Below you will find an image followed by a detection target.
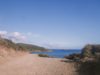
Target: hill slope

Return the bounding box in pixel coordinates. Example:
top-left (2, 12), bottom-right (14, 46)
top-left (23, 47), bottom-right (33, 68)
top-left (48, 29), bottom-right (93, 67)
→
top-left (0, 38), bottom-right (25, 51)
top-left (17, 43), bottom-right (48, 52)
top-left (0, 37), bottom-right (49, 52)
top-left (0, 37), bottom-right (49, 63)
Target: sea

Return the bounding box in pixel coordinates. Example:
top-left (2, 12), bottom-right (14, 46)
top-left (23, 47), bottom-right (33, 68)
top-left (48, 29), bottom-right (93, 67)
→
top-left (32, 49), bottom-right (82, 58)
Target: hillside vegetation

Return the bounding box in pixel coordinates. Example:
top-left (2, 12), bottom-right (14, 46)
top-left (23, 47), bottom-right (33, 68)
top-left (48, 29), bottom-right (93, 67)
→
top-left (17, 43), bottom-right (48, 52)
top-left (0, 37), bottom-right (48, 52)
top-left (0, 37), bottom-right (48, 63)
top-left (0, 38), bottom-right (25, 51)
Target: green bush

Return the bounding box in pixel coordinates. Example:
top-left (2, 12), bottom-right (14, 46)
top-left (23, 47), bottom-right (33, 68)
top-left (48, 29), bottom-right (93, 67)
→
top-left (38, 54), bottom-right (49, 57)
top-left (64, 53), bottom-right (81, 61)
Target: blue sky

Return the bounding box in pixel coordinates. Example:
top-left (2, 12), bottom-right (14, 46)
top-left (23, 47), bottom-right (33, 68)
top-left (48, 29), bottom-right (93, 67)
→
top-left (0, 0), bottom-right (100, 49)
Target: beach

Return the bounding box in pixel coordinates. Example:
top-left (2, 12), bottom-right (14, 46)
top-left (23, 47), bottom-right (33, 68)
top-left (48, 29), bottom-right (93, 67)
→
top-left (0, 54), bottom-right (77, 75)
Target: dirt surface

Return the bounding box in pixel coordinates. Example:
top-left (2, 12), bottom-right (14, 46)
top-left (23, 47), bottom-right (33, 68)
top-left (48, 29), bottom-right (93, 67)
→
top-left (0, 54), bottom-right (77, 75)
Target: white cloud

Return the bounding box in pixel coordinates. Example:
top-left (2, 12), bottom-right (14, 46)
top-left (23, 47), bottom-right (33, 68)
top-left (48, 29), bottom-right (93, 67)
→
top-left (0, 31), bottom-right (41, 43)
top-left (10, 32), bottom-right (27, 42)
top-left (0, 31), bottom-right (7, 36)
top-left (12, 32), bottom-right (20, 37)
top-left (0, 30), bottom-right (27, 43)
top-left (0, 30), bottom-right (80, 49)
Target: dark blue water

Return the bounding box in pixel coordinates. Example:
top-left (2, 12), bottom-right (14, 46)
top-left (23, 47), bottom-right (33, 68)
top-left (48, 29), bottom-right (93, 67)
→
top-left (32, 49), bottom-right (81, 58)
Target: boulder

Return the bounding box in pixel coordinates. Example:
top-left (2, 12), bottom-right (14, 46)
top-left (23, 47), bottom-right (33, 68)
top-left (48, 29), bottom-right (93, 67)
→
top-left (81, 44), bottom-right (100, 58)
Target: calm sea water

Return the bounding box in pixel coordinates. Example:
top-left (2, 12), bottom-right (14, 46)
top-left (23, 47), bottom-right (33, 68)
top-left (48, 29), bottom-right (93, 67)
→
top-left (32, 49), bottom-right (81, 58)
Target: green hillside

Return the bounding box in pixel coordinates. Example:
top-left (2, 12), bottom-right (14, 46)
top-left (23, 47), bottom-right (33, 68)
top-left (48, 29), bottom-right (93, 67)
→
top-left (17, 43), bottom-right (48, 52)
top-left (0, 38), bottom-right (48, 52)
top-left (0, 38), bottom-right (21, 50)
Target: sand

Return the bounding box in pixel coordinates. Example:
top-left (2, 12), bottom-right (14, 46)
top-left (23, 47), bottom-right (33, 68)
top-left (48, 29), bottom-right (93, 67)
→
top-left (0, 54), bottom-right (77, 75)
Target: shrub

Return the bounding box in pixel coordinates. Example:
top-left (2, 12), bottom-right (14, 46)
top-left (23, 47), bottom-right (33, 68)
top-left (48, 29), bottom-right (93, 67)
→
top-left (38, 54), bottom-right (49, 57)
top-left (64, 53), bottom-right (81, 61)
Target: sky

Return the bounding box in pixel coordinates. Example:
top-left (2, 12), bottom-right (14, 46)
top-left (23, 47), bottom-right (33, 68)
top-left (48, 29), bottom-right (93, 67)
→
top-left (0, 0), bottom-right (100, 49)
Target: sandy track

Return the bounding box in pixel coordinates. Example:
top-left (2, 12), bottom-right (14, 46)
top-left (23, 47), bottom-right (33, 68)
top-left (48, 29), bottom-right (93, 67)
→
top-left (0, 54), bottom-right (76, 75)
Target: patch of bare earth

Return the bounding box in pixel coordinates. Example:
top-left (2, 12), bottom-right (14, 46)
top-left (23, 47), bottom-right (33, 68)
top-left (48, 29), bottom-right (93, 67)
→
top-left (0, 54), bottom-right (77, 75)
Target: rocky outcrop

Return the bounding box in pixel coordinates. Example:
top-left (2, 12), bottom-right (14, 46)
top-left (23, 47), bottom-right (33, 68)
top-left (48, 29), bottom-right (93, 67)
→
top-left (78, 45), bottom-right (100, 75)
top-left (81, 44), bottom-right (100, 58)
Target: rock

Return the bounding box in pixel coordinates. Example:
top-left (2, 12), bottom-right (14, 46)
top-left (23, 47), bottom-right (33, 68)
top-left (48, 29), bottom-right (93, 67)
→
top-left (81, 44), bottom-right (100, 58)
